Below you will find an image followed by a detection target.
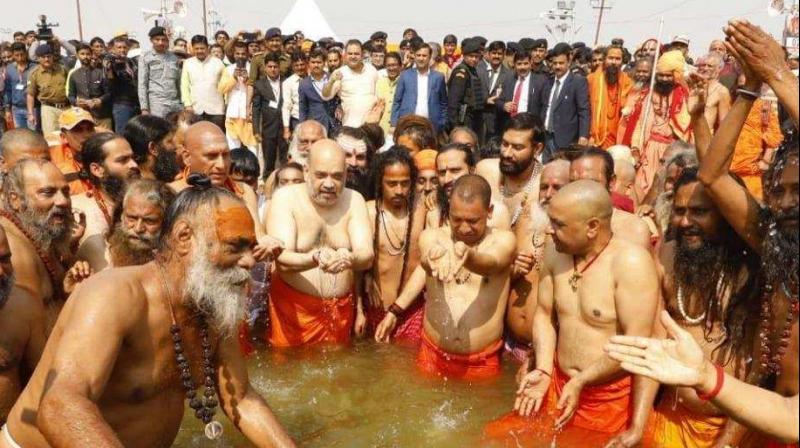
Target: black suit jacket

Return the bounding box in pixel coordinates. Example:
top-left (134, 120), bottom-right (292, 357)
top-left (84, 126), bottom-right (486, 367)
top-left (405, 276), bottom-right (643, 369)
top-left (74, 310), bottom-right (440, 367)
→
top-left (252, 77), bottom-right (284, 137)
top-left (540, 73), bottom-right (590, 149)
top-left (496, 72), bottom-right (548, 129)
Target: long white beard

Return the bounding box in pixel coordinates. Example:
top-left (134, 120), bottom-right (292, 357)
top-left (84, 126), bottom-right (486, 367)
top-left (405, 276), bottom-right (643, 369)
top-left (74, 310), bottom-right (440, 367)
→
top-left (184, 243), bottom-right (250, 336)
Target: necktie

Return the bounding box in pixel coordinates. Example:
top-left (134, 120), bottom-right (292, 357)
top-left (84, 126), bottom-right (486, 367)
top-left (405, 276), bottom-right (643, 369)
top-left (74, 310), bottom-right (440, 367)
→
top-left (547, 79), bottom-right (561, 131)
top-left (512, 76), bottom-right (525, 116)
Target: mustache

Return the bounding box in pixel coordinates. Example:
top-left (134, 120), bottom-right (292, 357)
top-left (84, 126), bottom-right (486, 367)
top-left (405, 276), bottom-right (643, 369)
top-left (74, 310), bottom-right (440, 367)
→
top-left (774, 209), bottom-right (800, 222)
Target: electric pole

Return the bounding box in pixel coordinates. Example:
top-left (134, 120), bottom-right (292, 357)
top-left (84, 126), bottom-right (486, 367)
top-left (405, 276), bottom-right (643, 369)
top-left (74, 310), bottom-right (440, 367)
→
top-left (592, 0), bottom-right (613, 46)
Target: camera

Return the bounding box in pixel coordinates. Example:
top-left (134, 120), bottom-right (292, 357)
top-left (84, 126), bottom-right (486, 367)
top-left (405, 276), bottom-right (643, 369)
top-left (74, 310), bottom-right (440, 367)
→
top-left (36, 15), bottom-right (59, 41)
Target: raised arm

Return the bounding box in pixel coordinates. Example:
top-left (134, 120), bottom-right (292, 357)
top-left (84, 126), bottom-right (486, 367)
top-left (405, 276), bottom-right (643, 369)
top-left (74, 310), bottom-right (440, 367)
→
top-left (216, 329), bottom-right (296, 447)
top-left (37, 279), bottom-right (141, 447)
top-left (321, 70), bottom-right (341, 100)
top-left (697, 43), bottom-right (764, 252)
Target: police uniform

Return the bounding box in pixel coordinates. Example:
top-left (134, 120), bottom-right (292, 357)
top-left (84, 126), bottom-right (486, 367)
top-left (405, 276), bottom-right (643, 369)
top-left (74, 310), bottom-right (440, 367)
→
top-left (28, 44), bottom-right (70, 135)
top-left (447, 38), bottom-right (486, 134)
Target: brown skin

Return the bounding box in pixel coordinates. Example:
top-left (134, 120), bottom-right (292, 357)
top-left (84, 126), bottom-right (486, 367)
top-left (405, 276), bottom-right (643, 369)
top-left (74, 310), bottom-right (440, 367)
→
top-left (3, 199), bottom-right (296, 448)
top-left (634, 60), bottom-right (653, 85)
top-left (0, 162), bottom-right (70, 332)
top-left (0, 228), bottom-right (46, 424)
top-left (61, 121), bottom-right (97, 156)
top-left (0, 138), bottom-right (50, 172)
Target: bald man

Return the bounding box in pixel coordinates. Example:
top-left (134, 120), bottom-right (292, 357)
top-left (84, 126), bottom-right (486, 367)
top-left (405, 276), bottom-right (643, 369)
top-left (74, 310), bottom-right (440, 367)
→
top-left (0, 226), bottom-right (46, 424)
top-left (0, 130), bottom-right (51, 174)
top-left (486, 180), bottom-right (659, 446)
top-left (696, 52), bottom-right (731, 132)
top-left (377, 175), bottom-right (516, 380)
top-left (570, 147), bottom-right (653, 248)
top-left (612, 159), bottom-right (637, 208)
top-left (505, 159), bottom-right (570, 363)
top-left (169, 122), bottom-right (264, 235)
top-left (266, 140), bottom-right (373, 347)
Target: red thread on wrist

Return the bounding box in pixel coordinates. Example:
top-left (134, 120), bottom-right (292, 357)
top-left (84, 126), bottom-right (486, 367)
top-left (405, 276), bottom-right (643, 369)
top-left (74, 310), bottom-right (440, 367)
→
top-left (697, 363), bottom-right (725, 401)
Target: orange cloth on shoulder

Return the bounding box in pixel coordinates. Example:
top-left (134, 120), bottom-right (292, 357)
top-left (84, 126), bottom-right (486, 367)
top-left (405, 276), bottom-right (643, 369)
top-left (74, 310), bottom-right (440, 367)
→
top-left (416, 330), bottom-right (503, 380)
top-left (267, 273), bottom-right (354, 347)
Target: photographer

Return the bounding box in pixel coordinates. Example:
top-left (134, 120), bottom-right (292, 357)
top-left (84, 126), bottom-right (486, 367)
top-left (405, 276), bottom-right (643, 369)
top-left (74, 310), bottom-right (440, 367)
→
top-left (68, 43), bottom-right (111, 129)
top-left (105, 36), bottom-right (139, 133)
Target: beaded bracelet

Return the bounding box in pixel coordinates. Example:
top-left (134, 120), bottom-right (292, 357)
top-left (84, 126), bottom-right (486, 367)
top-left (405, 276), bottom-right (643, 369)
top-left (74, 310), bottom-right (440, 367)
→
top-left (697, 363), bottom-right (725, 401)
top-left (388, 303), bottom-right (405, 317)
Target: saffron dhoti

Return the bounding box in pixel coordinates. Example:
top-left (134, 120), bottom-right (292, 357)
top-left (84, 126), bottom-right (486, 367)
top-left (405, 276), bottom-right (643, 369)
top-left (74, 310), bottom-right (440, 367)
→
top-left (484, 359), bottom-right (632, 447)
top-left (267, 273), bottom-right (354, 347)
top-left (416, 330), bottom-right (503, 380)
top-left (643, 398), bottom-right (727, 447)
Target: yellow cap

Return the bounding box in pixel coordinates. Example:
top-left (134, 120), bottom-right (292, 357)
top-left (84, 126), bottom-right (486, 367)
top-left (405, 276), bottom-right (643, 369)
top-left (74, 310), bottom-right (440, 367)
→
top-left (113, 29), bottom-right (129, 39)
top-left (58, 107), bottom-right (96, 131)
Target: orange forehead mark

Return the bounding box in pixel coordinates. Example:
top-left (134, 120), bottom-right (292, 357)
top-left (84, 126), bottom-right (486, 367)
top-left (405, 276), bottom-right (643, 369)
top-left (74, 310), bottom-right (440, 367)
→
top-left (215, 206), bottom-right (255, 242)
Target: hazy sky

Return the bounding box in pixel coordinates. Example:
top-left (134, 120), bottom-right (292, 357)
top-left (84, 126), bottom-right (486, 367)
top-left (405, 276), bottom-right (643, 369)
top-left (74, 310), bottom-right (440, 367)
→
top-left (1, 0), bottom-right (794, 56)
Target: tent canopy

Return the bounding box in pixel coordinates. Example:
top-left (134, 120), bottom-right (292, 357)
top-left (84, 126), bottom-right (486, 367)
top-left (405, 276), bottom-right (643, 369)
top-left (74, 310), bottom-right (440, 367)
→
top-left (280, 0), bottom-right (338, 41)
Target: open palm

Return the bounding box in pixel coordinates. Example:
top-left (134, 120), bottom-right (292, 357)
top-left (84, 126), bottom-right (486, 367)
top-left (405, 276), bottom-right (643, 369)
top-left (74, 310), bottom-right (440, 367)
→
top-left (605, 311), bottom-right (706, 388)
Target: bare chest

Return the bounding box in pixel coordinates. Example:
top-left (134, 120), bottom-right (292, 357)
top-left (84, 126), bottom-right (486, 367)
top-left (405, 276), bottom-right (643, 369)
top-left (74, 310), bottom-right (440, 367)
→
top-left (552, 258), bottom-right (617, 325)
top-left (294, 213), bottom-right (353, 252)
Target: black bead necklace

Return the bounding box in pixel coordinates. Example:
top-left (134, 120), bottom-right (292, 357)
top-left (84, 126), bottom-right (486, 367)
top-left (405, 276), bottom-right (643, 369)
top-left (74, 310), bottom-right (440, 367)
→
top-left (158, 263), bottom-right (224, 440)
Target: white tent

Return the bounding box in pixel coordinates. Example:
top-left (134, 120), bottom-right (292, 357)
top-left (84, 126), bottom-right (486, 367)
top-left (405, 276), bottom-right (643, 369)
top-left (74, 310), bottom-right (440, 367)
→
top-left (280, 0), bottom-right (338, 41)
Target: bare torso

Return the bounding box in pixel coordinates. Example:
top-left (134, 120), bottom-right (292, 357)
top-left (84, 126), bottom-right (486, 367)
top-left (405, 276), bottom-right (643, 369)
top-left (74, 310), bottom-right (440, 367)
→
top-left (421, 227), bottom-right (511, 355)
top-left (0, 217), bottom-right (66, 333)
top-left (71, 193), bottom-right (112, 272)
top-left (506, 232), bottom-right (547, 344)
top-left (703, 80), bottom-right (730, 132)
top-left (366, 202), bottom-right (417, 309)
top-left (476, 158), bottom-right (541, 232)
top-left (4, 265), bottom-right (211, 448)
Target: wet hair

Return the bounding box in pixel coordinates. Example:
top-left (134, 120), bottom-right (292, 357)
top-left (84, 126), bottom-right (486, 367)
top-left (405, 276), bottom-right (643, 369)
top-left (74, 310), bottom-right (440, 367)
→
top-left (370, 147), bottom-right (418, 299)
top-left (762, 141), bottom-right (799, 199)
top-left (451, 174), bottom-right (491, 209)
top-left (671, 168), bottom-right (762, 370)
top-left (123, 114), bottom-right (172, 165)
top-left (230, 148), bottom-right (259, 180)
top-left (158, 174), bottom-right (240, 252)
top-left (504, 112), bottom-right (545, 146)
top-left (394, 115), bottom-right (438, 150)
top-left (574, 146), bottom-right (615, 187)
top-left (79, 133), bottom-right (123, 186)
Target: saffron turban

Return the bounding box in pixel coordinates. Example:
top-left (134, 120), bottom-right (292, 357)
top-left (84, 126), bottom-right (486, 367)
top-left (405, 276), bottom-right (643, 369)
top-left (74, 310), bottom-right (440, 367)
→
top-left (414, 149), bottom-right (438, 171)
top-left (656, 50), bottom-right (685, 74)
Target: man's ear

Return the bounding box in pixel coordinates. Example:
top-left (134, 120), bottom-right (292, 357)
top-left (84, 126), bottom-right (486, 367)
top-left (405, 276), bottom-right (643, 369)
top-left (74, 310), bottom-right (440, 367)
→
top-left (89, 162), bottom-right (106, 181)
top-left (609, 174), bottom-right (618, 193)
top-left (7, 190), bottom-right (22, 212)
top-left (586, 217), bottom-right (600, 239)
top-left (171, 220), bottom-right (194, 257)
top-left (487, 203), bottom-right (494, 220)
top-left (147, 141), bottom-right (159, 158)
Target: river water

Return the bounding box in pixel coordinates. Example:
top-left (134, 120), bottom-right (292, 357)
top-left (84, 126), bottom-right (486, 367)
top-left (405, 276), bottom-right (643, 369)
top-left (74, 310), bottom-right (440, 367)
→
top-left (173, 341), bottom-right (520, 447)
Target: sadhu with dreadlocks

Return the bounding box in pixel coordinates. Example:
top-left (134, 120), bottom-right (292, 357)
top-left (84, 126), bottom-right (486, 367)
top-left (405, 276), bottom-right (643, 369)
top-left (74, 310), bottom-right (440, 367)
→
top-left (633, 168), bottom-right (763, 448)
top-left (695, 19), bottom-right (798, 448)
top-left (364, 147), bottom-right (427, 343)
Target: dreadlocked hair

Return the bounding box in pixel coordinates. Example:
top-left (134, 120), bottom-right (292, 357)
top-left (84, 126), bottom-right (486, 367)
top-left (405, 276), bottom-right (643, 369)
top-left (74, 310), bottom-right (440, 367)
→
top-left (672, 169), bottom-right (763, 374)
top-left (369, 146), bottom-right (418, 302)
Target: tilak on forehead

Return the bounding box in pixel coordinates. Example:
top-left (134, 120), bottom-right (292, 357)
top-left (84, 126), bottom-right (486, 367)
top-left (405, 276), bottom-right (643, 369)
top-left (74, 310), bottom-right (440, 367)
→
top-left (214, 206), bottom-right (255, 242)
top-left (337, 135), bottom-right (368, 154)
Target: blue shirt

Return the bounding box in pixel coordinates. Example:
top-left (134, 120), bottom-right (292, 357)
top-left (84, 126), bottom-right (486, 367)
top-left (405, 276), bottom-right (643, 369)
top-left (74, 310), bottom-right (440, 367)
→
top-left (3, 62), bottom-right (37, 109)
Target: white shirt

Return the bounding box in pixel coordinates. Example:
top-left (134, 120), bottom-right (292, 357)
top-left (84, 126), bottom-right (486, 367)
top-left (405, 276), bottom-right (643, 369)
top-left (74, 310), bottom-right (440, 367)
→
top-left (514, 73), bottom-right (531, 113)
top-left (545, 72), bottom-right (569, 130)
top-left (486, 62), bottom-right (501, 93)
top-left (282, 74), bottom-right (303, 127)
top-left (414, 69), bottom-right (430, 118)
top-left (268, 78), bottom-right (281, 102)
top-left (322, 63), bottom-right (379, 127)
top-left (181, 56), bottom-right (225, 115)
top-left (224, 63), bottom-right (250, 119)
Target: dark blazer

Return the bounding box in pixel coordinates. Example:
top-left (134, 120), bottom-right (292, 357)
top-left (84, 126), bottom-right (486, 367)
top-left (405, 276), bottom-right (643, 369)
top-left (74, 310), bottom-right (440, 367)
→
top-left (496, 72), bottom-right (548, 128)
top-left (298, 76), bottom-right (338, 134)
top-left (252, 77), bottom-right (284, 137)
top-left (540, 73), bottom-right (590, 149)
top-left (390, 68), bottom-right (448, 131)
top-left (476, 61), bottom-right (512, 98)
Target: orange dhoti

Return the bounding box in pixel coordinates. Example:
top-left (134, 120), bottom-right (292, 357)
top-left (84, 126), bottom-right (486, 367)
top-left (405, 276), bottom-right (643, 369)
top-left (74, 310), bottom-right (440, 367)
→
top-left (642, 398), bottom-right (727, 448)
top-left (484, 360), bottom-right (632, 447)
top-left (416, 330), bottom-right (503, 380)
top-left (267, 273), bottom-right (354, 347)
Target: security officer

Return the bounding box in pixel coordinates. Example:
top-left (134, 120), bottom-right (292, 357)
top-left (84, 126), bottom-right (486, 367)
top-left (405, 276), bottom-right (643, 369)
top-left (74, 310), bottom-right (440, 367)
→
top-left (27, 43), bottom-right (69, 134)
top-left (530, 38), bottom-right (551, 75)
top-left (370, 31), bottom-right (387, 49)
top-left (447, 38), bottom-right (485, 135)
top-left (249, 27), bottom-right (291, 84)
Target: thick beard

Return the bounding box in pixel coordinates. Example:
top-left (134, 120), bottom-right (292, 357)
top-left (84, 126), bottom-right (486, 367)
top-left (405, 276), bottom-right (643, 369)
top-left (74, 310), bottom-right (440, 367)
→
top-left (761, 208), bottom-right (800, 292)
top-left (184, 241), bottom-right (250, 336)
top-left (604, 65), bottom-right (620, 85)
top-left (654, 80), bottom-right (674, 96)
top-left (154, 149), bottom-right (181, 183)
top-left (102, 176), bottom-right (128, 204)
top-left (500, 155), bottom-right (534, 177)
top-left (346, 166), bottom-right (370, 199)
top-left (17, 203), bottom-right (73, 252)
top-left (0, 273), bottom-right (15, 308)
top-left (106, 224), bottom-right (157, 267)
top-left (437, 186), bottom-right (450, 222)
top-left (674, 228), bottom-right (726, 306)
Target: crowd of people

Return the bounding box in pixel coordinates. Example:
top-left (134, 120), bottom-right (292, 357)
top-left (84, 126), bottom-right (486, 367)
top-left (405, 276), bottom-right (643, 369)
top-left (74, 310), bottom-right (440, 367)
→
top-left (0, 14), bottom-right (797, 448)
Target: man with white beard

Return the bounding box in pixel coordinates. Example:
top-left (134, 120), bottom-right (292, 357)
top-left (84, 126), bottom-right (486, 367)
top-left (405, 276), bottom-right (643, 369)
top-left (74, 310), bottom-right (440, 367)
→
top-left (1, 174), bottom-right (296, 448)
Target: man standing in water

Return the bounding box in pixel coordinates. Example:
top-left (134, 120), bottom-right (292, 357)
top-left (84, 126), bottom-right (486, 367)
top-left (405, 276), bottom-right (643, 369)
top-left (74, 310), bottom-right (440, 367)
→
top-left (266, 140), bottom-right (373, 347)
top-left (1, 176), bottom-right (295, 448)
top-left (364, 149), bottom-right (426, 343)
top-left (378, 175), bottom-right (516, 380)
top-left (486, 180), bottom-right (658, 446)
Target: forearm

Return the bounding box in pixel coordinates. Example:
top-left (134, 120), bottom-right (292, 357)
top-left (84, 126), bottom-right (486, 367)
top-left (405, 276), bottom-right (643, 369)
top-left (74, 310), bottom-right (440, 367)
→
top-left (275, 251), bottom-right (318, 273)
top-left (691, 113), bottom-right (712, 160)
top-left (351, 247), bottom-right (374, 271)
top-left (698, 95), bottom-right (755, 183)
top-left (573, 355), bottom-right (624, 387)
top-left (532, 313), bottom-right (556, 374)
top-left (38, 390), bottom-right (124, 448)
top-left (27, 93), bottom-right (35, 114)
top-left (393, 266), bottom-right (426, 309)
top-left (228, 389), bottom-right (296, 448)
top-left (767, 70), bottom-right (799, 128)
top-left (321, 80), bottom-right (338, 100)
top-left (463, 249), bottom-right (505, 276)
top-left (628, 376), bottom-right (660, 432)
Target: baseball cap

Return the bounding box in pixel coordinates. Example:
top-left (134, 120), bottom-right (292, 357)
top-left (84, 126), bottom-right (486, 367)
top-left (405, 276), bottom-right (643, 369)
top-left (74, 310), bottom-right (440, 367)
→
top-left (59, 108), bottom-right (96, 131)
top-left (671, 35), bottom-right (690, 46)
top-left (265, 27), bottom-right (282, 39)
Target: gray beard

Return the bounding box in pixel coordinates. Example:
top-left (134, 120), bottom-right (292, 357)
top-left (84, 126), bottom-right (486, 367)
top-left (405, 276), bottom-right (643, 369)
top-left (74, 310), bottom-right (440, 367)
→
top-left (16, 205), bottom-right (73, 253)
top-left (184, 242), bottom-right (250, 336)
top-left (0, 274), bottom-right (14, 309)
top-left (106, 224), bottom-right (157, 267)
